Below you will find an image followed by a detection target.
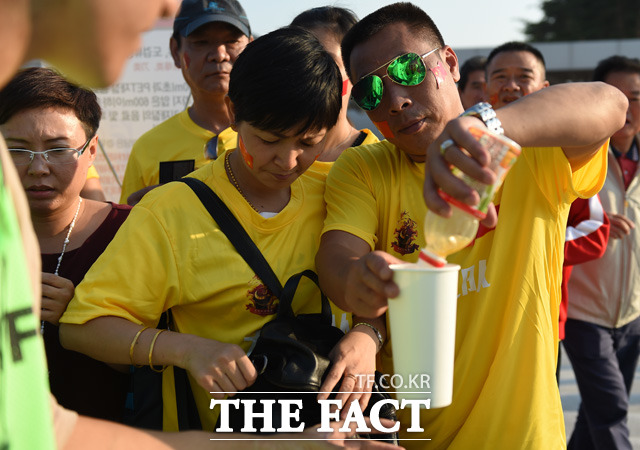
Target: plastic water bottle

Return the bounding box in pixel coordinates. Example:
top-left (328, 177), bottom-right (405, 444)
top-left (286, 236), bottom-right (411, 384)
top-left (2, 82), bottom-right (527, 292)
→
top-left (419, 207), bottom-right (480, 267)
top-left (419, 127), bottom-right (521, 267)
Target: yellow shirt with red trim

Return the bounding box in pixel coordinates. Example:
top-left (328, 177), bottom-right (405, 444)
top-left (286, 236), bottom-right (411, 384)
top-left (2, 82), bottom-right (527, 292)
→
top-left (323, 139), bottom-right (608, 449)
top-left (63, 155), bottom-right (350, 431)
top-left (119, 109), bottom-right (237, 203)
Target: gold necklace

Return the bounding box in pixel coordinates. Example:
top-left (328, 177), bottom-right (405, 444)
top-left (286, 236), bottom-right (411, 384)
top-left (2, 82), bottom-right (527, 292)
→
top-left (225, 151), bottom-right (259, 212)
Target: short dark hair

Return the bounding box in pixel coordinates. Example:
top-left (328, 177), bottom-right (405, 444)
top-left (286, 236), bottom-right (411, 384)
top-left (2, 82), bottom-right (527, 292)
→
top-left (459, 56), bottom-right (487, 91)
top-left (593, 55), bottom-right (640, 82)
top-left (341, 2), bottom-right (445, 79)
top-left (487, 41), bottom-right (546, 74)
top-left (228, 27), bottom-right (342, 135)
top-left (290, 6), bottom-right (358, 42)
top-left (0, 67), bottom-right (101, 138)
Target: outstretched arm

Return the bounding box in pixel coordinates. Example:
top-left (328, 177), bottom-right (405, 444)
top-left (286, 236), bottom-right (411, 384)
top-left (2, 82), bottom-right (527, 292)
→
top-left (316, 230), bottom-right (401, 319)
top-left (59, 316), bottom-right (257, 399)
top-left (425, 82), bottom-right (628, 219)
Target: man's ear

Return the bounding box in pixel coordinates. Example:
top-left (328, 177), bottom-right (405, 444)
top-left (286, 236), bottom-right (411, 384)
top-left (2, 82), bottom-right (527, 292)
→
top-left (224, 95), bottom-right (237, 130)
top-left (542, 79), bottom-right (550, 89)
top-left (442, 46), bottom-right (461, 83)
top-left (170, 36), bottom-right (181, 68)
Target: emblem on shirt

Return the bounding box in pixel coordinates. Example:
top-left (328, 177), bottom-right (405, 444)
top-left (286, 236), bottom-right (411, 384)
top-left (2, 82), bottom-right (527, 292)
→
top-left (392, 211), bottom-right (420, 256)
top-left (245, 276), bottom-right (278, 316)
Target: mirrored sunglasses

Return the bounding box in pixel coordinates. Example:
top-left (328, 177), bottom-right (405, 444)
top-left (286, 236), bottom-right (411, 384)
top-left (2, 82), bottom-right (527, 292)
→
top-left (351, 48), bottom-right (440, 111)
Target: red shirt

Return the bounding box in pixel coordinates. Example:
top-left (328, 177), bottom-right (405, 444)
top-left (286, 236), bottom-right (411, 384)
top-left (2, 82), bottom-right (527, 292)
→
top-left (611, 140), bottom-right (639, 190)
top-left (559, 196), bottom-right (610, 339)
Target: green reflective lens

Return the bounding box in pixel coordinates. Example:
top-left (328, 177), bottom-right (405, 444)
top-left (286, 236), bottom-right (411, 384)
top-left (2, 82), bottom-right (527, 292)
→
top-left (388, 53), bottom-right (426, 85)
top-left (352, 75), bottom-right (384, 111)
top-left (352, 52), bottom-right (429, 111)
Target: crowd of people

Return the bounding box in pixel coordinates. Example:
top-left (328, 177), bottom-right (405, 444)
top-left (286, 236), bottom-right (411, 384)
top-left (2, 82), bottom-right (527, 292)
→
top-left (2, 0), bottom-right (639, 449)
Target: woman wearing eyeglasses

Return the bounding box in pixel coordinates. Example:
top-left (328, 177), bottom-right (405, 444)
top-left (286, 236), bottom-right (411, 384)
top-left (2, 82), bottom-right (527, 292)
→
top-left (0, 67), bottom-right (131, 422)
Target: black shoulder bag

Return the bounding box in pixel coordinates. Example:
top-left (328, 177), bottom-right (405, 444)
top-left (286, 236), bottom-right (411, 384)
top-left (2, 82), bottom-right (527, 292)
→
top-left (179, 177), bottom-right (397, 442)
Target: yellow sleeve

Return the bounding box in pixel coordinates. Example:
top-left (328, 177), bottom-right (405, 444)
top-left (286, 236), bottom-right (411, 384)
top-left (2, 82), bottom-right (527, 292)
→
top-left (61, 202), bottom-right (181, 327)
top-left (521, 141), bottom-right (608, 209)
top-left (572, 140), bottom-right (608, 199)
top-left (323, 147), bottom-right (379, 250)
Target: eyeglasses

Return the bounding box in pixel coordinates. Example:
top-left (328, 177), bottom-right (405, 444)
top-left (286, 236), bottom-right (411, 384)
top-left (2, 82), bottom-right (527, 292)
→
top-left (351, 48), bottom-right (440, 111)
top-left (8, 137), bottom-right (94, 165)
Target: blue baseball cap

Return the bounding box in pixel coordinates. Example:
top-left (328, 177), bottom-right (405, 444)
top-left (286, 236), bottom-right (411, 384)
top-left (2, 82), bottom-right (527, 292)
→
top-left (173, 0), bottom-right (251, 38)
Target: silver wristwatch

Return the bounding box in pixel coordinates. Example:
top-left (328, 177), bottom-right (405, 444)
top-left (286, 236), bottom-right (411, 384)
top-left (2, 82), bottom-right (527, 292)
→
top-left (460, 102), bottom-right (504, 135)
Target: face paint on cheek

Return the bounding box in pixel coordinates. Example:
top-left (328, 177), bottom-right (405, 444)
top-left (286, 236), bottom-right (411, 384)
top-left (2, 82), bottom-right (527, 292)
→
top-left (238, 135), bottom-right (254, 169)
top-left (489, 93), bottom-right (500, 107)
top-left (430, 61), bottom-right (447, 89)
top-left (341, 79), bottom-right (349, 97)
top-left (374, 121), bottom-right (394, 139)
top-left (183, 53), bottom-right (191, 69)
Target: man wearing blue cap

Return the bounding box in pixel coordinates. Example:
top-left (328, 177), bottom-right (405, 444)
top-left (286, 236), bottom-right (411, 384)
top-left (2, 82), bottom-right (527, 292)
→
top-left (120, 0), bottom-right (252, 205)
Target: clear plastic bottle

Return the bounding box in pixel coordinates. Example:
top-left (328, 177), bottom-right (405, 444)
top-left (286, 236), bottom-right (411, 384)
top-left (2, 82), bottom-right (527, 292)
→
top-left (419, 206), bottom-right (479, 267)
top-left (419, 127), bottom-right (521, 267)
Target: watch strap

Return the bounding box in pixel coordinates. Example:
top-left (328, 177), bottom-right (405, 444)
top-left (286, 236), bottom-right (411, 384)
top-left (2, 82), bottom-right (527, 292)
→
top-left (460, 102), bottom-right (504, 135)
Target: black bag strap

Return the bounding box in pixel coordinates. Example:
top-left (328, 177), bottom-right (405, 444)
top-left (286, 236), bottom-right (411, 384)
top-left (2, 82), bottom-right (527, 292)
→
top-left (179, 178), bottom-right (332, 320)
top-left (280, 269), bottom-right (331, 322)
top-left (178, 177), bottom-right (283, 297)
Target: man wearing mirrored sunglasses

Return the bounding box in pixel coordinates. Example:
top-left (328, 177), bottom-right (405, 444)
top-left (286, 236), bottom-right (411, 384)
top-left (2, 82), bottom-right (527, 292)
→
top-left (316, 2), bottom-right (627, 449)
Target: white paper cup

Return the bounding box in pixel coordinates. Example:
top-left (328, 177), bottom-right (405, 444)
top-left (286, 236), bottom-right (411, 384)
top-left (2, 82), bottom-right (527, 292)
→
top-left (388, 263), bottom-right (460, 408)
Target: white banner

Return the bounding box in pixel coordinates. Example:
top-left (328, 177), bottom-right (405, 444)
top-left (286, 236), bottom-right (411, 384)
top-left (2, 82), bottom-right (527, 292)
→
top-left (93, 25), bottom-right (190, 202)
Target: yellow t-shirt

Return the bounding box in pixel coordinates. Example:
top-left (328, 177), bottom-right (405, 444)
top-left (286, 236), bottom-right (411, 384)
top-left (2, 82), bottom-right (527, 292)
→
top-left (63, 155), bottom-right (350, 431)
top-left (323, 140), bottom-right (607, 449)
top-left (323, 140), bottom-right (427, 258)
top-left (119, 109), bottom-right (237, 203)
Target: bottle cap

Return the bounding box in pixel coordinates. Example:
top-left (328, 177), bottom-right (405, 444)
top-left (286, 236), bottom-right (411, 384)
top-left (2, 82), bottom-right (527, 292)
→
top-left (418, 249), bottom-right (447, 268)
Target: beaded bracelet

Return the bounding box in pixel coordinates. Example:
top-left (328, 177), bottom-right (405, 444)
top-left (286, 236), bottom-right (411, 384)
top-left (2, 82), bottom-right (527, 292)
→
top-left (353, 322), bottom-right (384, 350)
top-left (149, 329), bottom-right (167, 373)
top-left (129, 326), bottom-right (149, 367)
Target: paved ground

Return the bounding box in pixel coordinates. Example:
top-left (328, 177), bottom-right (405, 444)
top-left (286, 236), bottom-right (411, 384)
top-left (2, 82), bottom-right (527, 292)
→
top-left (559, 345), bottom-right (640, 448)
